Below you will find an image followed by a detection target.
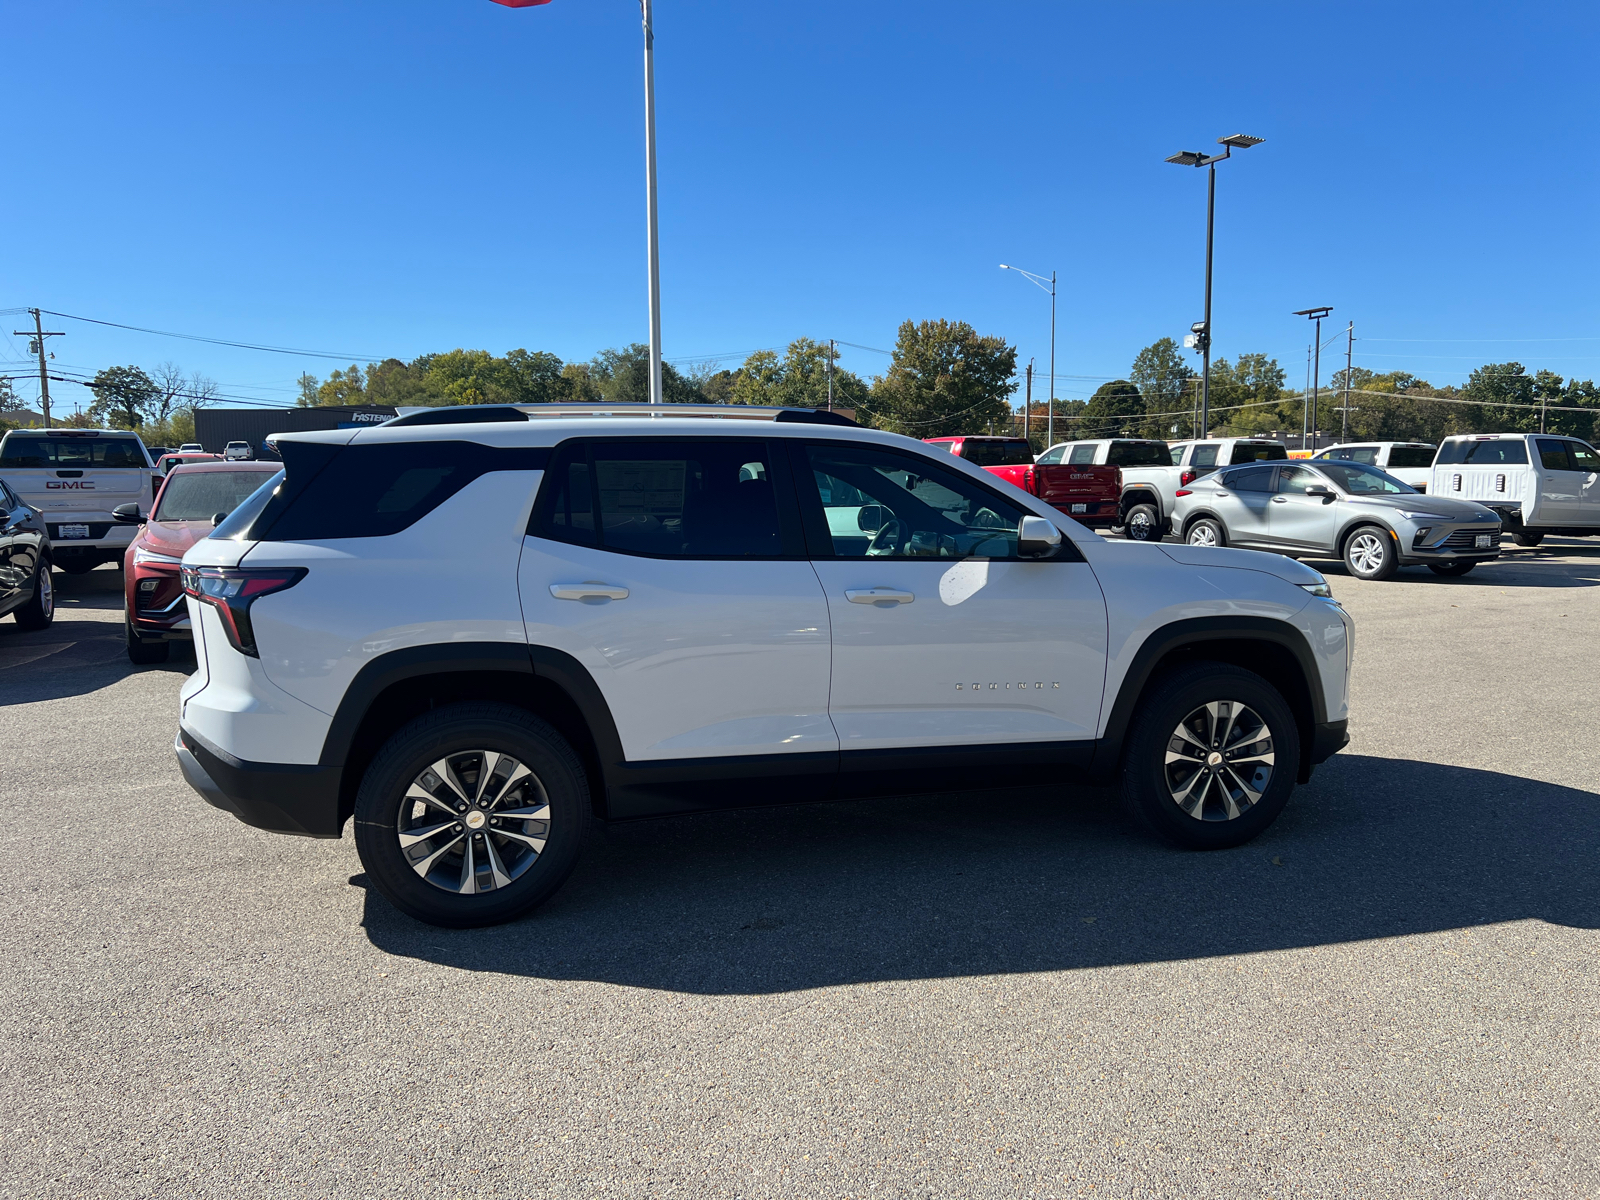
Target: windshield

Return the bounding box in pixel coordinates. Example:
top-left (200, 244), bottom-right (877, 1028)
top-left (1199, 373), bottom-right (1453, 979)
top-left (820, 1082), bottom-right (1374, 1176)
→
top-left (1386, 446), bottom-right (1436, 468)
top-left (1107, 441), bottom-right (1170, 467)
top-left (0, 436), bottom-right (148, 468)
top-left (1314, 461), bottom-right (1416, 495)
top-left (961, 440), bottom-right (1034, 466)
top-left (156, 470), bottom-right (281, 521)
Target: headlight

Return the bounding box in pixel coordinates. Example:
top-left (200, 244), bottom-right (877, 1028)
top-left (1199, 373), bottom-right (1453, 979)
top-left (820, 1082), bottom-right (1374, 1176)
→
top-left (1299, 581), bottom-right (1334, 599)
top-left (1395, 510), bottom-right (1437, 521)
top-left (133, 546), bottom-right (184, 567)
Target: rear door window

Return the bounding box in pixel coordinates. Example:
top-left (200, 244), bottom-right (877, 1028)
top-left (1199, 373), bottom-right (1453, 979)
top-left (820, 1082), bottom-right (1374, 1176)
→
top-left (1190, 444), bottom-right (1220, 468)
top-left (1068, 445), bottom-right (1098, 465)
top-left (1222, 465), bottom-right (1275, 492)
top-left (531, 439), bottom-right (799, 559)
top-left (1538, 439), bottom-right (1574, 471)
top-left (1569, 442), bottom-right (1600, 473)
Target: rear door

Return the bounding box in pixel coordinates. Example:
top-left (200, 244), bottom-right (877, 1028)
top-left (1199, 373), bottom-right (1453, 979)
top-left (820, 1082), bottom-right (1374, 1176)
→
top-left (1568, 441), bottom-right (1600, 525)
top-left (519, 436), bottom-right (836, 767)
top-left (1536, 439), bottom-right (1585, 523)
top-left (794, 439), bottom-right (1107, 761)
top-left (1210, 464), bottom-right (1276, 546)
top-left (1268, 463), bottom-right (1339, 552)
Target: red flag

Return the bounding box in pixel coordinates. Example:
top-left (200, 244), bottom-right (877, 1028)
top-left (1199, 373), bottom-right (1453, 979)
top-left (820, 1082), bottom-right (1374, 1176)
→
top-left (490, 0), bottom-right (552, 6)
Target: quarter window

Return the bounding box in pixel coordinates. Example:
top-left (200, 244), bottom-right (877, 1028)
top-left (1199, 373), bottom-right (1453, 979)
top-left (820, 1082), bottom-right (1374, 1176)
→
top-left (800, 443), bottom-right (1026, 560)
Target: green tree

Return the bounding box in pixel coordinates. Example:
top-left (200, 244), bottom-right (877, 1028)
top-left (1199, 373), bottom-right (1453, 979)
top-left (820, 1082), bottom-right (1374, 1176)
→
top-left (317, 365), bottom-right (366, 407)
top-left (1208, 354), bottom-right (1289, 436)
top-left (0, 375), bottom-right (22, 414)
top-left (588, 343), bottom-right (705, 404)
top-left (1128, 339), bottom-right (1194, 437)
top-left (728, 338), bottom-right (870, 411)
top-left (865, 319), bottom-right (1017, 438)
top-left (1080, 379), bottom-right (1145, 438)
top-left (296, 373), bottom-right (320, 408)
top-left (87, 365), bottom-right (160, 429)
top-left (558, 362), bottom-right (602, 403)
top-left (364, 359), bottom-right (431, 408)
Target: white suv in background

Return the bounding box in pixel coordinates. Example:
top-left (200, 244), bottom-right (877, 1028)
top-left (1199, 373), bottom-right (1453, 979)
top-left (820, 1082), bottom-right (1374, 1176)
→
top-left (174, 404), bottom-right (1353, 928)
top-left (1431, 432), bottom-right (1600, 546)
top-left (0, 428), bottom-right (155, 573)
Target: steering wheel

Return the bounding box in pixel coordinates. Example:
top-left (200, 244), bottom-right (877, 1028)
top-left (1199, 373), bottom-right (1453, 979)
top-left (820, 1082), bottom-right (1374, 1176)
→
top-left (866, 518), bottom-right (907, 557)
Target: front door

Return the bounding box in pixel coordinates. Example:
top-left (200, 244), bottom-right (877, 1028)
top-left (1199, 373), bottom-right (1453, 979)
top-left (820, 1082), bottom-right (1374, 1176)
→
top-left (792, 440), bottom-right (1108, 760)
top-left (520, 437), bottom-right (836, 766)
top-left (1269, 463), bottom-right (1340, 552)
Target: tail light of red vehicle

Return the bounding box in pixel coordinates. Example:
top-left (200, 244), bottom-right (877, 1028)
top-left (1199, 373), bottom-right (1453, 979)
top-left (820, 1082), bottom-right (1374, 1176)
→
top-left (180, 566), bottom-right (307, 657)
top-left (1023, 466), bottom-right (1036, 492)
top-left (1180, 469), bottom-right (1198, 487)
top-left (1174, 488), bottom-right (1192, 497)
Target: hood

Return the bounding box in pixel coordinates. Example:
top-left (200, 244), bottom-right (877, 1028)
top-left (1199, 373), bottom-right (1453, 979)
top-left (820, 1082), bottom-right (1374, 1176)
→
top-left (141, 520), bottom-right (211, 559)
top-left (1350, 495), bottom-right (1494, 520)
top-left (1156, 542), bottom-right (1325, 584)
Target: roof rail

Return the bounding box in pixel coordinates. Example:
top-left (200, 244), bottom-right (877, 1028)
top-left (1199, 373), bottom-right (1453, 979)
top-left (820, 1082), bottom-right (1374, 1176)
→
top-left (386, 403), bottom-right (859, 428)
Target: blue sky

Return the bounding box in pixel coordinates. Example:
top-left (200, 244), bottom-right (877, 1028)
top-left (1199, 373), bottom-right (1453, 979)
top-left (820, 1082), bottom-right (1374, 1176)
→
top-left (4, 1), bottom-right (1597, 415)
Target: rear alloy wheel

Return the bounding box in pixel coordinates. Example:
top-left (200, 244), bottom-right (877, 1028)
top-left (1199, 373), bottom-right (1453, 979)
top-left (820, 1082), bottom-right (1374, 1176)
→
top-left (1121, 661), bottom-right (1300, 850)
top-left (13, 562), bottom-right (54, 631)
top-left (1512, 532), bottom-right (1544, 548)
top-left (125, 613), bottom-right (170, 664)
top-left (1428, 561), bottom-right (1476, 577)
top-left (1186, 518), bottom-right (1226, 548)
top-left (354, 703), bottom-right (589, 928)
top-left (1343, 525), bottom-right (1398, 580)
top-left (1123, 503), bottom-right (1161, 542)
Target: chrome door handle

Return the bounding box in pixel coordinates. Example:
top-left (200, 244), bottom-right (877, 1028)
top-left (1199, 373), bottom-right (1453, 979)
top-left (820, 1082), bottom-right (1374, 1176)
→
top-left (549, 582), bottom-right (630, 601)
top-left (845, 588), bottom-right (914, 605)
top-left (1270, 496), bottom-right (1288, 504)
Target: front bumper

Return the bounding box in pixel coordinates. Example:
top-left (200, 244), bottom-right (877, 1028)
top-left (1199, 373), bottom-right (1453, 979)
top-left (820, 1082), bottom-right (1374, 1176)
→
top-left (175, 726), bottom-right (345, 838)
top-left (1309, 719), bottom-right (1349, 766)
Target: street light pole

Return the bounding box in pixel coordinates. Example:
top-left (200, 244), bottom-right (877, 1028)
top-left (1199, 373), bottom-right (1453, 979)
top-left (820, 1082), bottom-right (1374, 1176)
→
top-left (1000, 264), bottom-right (1057, 447)
top-left (641, 0), bottom-right (663, 405)
top-left (1165, 134), bottom-right (1263, 437)
top-left (1294, 306), bottom-right (1333, 451)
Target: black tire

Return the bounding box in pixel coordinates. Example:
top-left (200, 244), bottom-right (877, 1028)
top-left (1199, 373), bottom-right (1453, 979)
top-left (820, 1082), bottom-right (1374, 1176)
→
top-left (1428, 561), bottom-right (1476, 577)
top-left (354, 703), bottom-right (590, 928)
top-left (57, 559), bottom-right (94, 576)
top-left (1342, 524), bottom-right (1399, 580)
top-left (1512, 532), bottom-right (1544, 548)
top-left (1122, 503), bottom-right (1162, 542)
top-left (13, 561), bottom-right (54, 631)
top-left (1185, 517), bottom-right (1227, 548)
top-left (1120, 661), bottom-right (1301, 850)
top-left (125, 613), bottom-right (170, 664)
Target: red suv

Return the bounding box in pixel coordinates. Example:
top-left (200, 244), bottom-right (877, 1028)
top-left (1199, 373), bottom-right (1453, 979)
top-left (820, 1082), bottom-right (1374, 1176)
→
top-left (118, 461), bottom-right (282, 663)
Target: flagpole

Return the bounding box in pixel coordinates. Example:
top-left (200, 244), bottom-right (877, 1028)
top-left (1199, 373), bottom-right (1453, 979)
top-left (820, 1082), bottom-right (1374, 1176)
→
top-left (642, 0), bottom-right (663, 405)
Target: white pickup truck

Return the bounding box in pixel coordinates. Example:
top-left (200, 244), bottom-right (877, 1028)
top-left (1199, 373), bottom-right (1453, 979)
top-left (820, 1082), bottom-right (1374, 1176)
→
top-left (1039, 437), bottom-right (1289, 541)
top-left (1313, 442), bottom-right (1437, 491)
top-left (1431, 432), bottom-right (1600, 546)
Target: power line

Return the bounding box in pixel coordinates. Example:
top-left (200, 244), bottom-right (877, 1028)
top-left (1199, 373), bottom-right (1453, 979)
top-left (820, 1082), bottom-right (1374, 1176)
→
top-left (38, 309), bottom-right (395, 363)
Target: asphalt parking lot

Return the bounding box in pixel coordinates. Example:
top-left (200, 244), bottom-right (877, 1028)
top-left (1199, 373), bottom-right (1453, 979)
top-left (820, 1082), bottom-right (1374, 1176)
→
top-left (3, 543), bottom-right (1598, 1199)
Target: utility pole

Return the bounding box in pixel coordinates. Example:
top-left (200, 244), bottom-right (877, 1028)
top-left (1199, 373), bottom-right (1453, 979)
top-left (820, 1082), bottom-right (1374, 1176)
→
top-left (1302, 345), bottom-right (1312, 451)
top-left (1024, 359), bottom-right (1033, 444)
top-left (1341, 322), bottom-right (1354, 442)
top-left (1294, 306), bottom-right (1332, 452)
top-left (826, 339), bottom-right (835, 412)
top-left (14, 309), bottom-right (64, 429)
top-left (641, 0), bottom-right (663, 405)
top-left (1048, 270), bottom-right (1056, 450)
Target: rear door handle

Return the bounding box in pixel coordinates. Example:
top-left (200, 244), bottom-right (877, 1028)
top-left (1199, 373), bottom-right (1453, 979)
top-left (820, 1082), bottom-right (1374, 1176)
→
top-left (845, 588), bottom-right (915, 605)
top-left (549, 582), bottom-right (630, 601)
top-left (1270, 496), bottom-right (1288, 504)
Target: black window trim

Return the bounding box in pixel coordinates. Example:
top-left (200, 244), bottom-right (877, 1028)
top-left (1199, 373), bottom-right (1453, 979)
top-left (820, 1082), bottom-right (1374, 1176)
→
top-left (526, 435), bottom-right (808, 561)
top-left (786, 438), bottom-right (1085, 563)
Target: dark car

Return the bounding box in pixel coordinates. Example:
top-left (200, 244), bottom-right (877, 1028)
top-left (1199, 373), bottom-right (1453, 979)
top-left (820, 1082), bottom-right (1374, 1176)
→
top-left (117, 461), bottom-right (282, 663)
top-left (0, 475), bottom-right (54, 630)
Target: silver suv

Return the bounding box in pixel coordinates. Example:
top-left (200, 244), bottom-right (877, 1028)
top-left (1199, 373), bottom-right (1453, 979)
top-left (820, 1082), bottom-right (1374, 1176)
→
top-left (1175, 458), bottom-right (1500, 579)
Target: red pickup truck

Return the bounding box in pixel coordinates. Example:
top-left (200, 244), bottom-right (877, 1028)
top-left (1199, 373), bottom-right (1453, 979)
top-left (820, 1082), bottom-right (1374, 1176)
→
top-left (924, 435), bottom-right (1121, 528)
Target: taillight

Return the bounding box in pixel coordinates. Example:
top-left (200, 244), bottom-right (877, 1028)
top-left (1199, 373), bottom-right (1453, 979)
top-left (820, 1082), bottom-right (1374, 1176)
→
top-left (1024, 466), bottom-right (1035, 491)
top-left (180, 566), bottom-right (306, 657)
top-left (1180, 469), bottom-right (1197, 487)
top-left (1175, 488), bottom-right (1192, 497)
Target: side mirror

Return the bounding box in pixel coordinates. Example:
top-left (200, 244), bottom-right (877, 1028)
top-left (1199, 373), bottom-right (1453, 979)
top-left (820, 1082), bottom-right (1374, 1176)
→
top-left (211, 512), bottom-right (229, 527)
top-left (856, 504), bottom-right (888, 533)
top-left (1304, 485), bottom-right (1336, 504)
top-left (112, 502), bottom-right (145, 525)
top-left (1018, 514), bottom-right (1063, 558)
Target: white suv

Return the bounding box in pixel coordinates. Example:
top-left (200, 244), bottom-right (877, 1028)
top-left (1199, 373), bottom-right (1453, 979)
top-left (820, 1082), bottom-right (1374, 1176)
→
top-left (173, 404), bottom-right (1353, 928)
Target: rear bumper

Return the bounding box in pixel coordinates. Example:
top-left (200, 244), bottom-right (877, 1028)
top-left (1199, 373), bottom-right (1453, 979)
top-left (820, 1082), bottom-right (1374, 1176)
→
top-left (175, 726), bottom-right (345, 838)
top-left (1051, 501), bottom-right (1119, 527)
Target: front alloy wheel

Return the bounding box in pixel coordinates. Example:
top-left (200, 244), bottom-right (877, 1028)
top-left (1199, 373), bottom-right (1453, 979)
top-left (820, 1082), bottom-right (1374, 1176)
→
top-left (1163, 701), bottom-right (1275, 822)
top-left (1344, 525), bottom-right (1398, 580)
